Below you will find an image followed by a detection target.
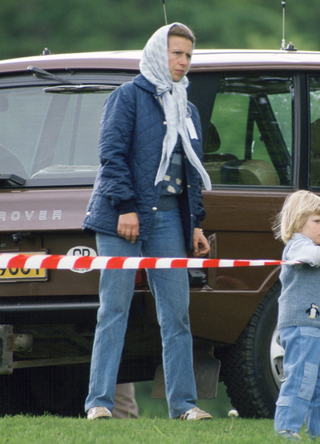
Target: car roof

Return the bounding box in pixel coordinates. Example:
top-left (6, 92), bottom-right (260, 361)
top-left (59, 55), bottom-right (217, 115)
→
top-left (1, 49), bottom-right (320, 74)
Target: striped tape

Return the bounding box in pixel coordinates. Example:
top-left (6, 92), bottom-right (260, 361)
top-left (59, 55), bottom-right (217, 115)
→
top-left (0, 253), bottom-right (299, 270)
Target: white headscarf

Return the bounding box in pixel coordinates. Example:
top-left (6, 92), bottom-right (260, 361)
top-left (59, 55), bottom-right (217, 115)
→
top-left (139, 23), bottom-right (212, 191)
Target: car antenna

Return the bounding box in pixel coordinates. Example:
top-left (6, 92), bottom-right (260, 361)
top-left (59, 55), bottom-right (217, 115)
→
top-left (162, 0), bottom-right (168, 25)
top-left (281, 1), bottom-right (297, 51)
top-left (281, 1), bottom-right (286, 50)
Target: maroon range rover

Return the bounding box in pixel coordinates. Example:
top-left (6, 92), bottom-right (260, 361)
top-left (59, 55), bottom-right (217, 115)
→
top-left (0, 46), bottom-right (320, 417)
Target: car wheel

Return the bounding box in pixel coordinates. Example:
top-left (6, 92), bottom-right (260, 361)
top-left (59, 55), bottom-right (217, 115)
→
top-left (270, 324), bottom-right (285, 390)
top-left (221, 281), bottom-right (283, 418)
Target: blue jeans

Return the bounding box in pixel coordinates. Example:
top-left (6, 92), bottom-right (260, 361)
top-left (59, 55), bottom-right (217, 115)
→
top-left (85, 207), bottom-right (197, 418)
top-left (274, 326), bottom-right (320, 437)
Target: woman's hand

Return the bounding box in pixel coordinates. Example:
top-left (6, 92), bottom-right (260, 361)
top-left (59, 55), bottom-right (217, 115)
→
top-left (193, 227), bottom-right (210, 257)
top-left (117, 213), bottom-right (140, 244)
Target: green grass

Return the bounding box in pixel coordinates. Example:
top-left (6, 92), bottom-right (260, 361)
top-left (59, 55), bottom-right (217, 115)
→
top-left (1, 382), bottom-right (318, 443)
top-left (1, 415), bottom-right (320, 444)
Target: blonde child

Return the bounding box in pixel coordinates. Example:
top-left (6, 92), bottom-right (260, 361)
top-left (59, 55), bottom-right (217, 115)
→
top-left (274, 190), bottom-right (320, 440)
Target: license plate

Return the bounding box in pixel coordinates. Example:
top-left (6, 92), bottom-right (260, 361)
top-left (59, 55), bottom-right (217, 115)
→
top-left (0, 252), bottom-right (47, 282)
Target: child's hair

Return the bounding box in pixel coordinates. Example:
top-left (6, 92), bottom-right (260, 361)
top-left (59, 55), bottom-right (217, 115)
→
top-left (273, 190), bottom-right (320, 243)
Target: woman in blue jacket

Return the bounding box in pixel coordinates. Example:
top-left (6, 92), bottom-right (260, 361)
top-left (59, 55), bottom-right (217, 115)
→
top-left (84, 23), bottom-right (212, 421)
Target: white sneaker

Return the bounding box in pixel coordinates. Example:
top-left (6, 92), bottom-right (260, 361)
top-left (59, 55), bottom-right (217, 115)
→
top-left (277, 430), bottom-right (301, 440)
top-left (87, 406), bottom-right (112, 420)
top-left (180, 407), bottom-right (212, 420)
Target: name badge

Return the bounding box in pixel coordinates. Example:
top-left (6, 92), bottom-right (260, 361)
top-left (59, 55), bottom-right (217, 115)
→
top-left (186, 117), bottom-right (198, 140)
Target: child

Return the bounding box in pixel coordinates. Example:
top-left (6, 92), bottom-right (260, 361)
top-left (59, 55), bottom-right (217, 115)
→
top-left (273, 190), bottom-right (320, 440)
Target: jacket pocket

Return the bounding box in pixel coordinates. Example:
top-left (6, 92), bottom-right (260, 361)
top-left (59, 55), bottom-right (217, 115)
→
top-left (276, 396), bottom-right (292, 407)
top-left (297, 361), bottom-right (318, 401)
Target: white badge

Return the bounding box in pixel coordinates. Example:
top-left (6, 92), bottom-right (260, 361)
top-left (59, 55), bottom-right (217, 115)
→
top-left (186, 117), bottom-right (198, 140)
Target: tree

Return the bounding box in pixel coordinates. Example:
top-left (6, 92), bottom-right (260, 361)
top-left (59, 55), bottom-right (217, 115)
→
top-left (0, 0), bottom-right (318, 60)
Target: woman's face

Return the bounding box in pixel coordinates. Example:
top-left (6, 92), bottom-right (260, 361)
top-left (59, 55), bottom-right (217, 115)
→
top-left (168, 36), bottom-right (193, 82)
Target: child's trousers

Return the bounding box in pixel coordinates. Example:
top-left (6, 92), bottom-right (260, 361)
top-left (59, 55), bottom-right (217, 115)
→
top-left (274, 326), bottom-right (320, 437)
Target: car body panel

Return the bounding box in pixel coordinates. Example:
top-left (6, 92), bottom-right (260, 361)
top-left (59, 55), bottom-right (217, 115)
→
top-left (1, 49), bottom-right (320, 74)
top-left (0, 188), bottom-right (91, 232)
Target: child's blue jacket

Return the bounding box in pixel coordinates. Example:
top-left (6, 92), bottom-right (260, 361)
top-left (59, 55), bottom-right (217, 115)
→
top-left (278, 233), bottom-right (320, 329)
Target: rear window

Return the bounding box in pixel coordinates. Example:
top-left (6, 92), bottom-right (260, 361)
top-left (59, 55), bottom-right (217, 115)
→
top-left (0, 74), bottom-right (130, 187)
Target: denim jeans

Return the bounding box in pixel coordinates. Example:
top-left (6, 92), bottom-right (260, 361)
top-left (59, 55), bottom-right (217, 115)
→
top-left (85, 207), bottom-right (197, 418)
top-left (274, 326), bottom-right (320, 437)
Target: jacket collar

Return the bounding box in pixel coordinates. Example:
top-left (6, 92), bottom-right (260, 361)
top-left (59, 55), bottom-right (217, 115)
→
top-left (133, 74), bottom-right (158, 95)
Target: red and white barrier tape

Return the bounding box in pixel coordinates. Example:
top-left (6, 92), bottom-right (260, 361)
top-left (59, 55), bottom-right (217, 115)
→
top-left (0, 253), bottom-right (299, 270)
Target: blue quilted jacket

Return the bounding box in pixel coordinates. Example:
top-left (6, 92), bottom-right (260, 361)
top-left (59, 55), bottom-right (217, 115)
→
top-left (83, 74), bottom-right (206, 250)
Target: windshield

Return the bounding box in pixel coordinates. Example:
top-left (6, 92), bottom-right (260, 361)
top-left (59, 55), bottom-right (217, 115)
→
top-left (0, 77), bottom-right (119, 187)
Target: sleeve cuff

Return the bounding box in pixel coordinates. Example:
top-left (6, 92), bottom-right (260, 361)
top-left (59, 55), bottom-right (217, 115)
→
top-left (117, 199), bottom-right (137, 215)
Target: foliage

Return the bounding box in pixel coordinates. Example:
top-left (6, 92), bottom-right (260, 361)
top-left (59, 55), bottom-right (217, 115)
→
top-left (135, 381), bottom-right (233, 419)
top-left (0, 0), bottom-right (319, 60)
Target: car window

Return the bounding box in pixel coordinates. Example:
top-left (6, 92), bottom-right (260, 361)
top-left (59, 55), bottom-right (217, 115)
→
top-left (0, 80), bottom-right (116, 187)
top-left (309, 76), bottom-right (320, 188)
top-left (202, 75), bottom-right (293, 187)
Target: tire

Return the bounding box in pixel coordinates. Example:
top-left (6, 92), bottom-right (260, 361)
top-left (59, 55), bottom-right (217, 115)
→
top-left (221, 281), bottom-right (285, 418)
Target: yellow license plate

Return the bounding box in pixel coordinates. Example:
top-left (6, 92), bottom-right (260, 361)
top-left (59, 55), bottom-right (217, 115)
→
top-left (0, 252), bottom-right (47, 282)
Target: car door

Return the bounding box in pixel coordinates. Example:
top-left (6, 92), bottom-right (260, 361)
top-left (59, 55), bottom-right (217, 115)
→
top-left (187, 71), bottom-right (296, 343)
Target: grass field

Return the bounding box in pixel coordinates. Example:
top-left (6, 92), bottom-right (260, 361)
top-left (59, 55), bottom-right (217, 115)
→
top-left (2, 415), bottom-right (320, 444)
top-left (1, 382), bottom-right (319, 443)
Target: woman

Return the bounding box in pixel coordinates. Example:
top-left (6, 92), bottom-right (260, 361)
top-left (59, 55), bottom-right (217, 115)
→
top-left (83, 22), bottom-right (212, 420)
